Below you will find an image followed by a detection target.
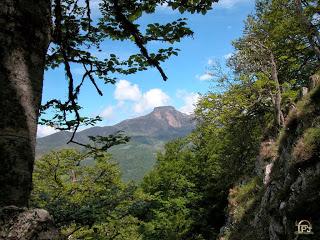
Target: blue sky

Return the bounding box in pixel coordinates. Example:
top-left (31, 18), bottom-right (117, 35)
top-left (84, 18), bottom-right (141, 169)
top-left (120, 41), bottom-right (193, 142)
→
top-left (38, 0), bottom-right (255, 137)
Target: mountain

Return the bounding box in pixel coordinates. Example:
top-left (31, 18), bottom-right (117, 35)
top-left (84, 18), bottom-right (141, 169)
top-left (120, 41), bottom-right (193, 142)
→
top-left (36, 106), bottom-right (196, 181)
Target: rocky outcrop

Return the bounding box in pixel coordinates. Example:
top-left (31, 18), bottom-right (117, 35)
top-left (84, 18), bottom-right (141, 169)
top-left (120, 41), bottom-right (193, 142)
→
top-left (253, 84), bottom-right (320, 240)
top-left (221, 81), bottom-right (320, 240)
top-left (0, 206), bottom-right (64, 240)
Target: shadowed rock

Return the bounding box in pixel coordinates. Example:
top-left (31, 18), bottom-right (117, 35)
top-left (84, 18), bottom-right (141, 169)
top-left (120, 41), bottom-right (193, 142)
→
top-left (0, 206), bottom-right (64, 240)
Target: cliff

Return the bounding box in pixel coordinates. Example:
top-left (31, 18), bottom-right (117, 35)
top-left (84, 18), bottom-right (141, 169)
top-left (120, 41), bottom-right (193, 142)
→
top-left (220, 80), bottom-right (320, 240)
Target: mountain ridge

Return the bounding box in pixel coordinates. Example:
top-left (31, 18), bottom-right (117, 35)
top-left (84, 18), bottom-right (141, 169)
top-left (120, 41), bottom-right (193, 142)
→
top-left (36, 106), bottom-right (196, 181)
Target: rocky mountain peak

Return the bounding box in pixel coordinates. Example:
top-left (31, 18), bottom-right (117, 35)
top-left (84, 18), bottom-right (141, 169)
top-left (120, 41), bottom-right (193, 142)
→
top-left (36, 105), bottom-right (196, 180)
top-left (151, 106), bottom-right (185, 128)
top-left (152, 106), bottom-right (176, 112)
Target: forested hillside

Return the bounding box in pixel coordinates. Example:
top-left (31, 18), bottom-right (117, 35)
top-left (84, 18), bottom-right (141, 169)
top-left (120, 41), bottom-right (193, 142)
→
top-left (29, 0), bottom-right (320, 239)
top-left (36, 106), bottom-right (196, 181)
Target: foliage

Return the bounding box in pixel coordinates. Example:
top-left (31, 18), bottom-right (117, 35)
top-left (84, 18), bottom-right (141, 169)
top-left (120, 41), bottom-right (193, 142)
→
top-left (135, 82), bottom-right (267, 238)
top-left (228, 0), bottom-right (319, 130)
top-left (31, 0), bottom-right (320, 239)
top-left (137, 138), bottom-right (226, 239)
top-left (31, 149), bottom-right (140, 239)
top-left (195, 82), bottom-right (269, 180)
top-left (133, 1), bottom-right (320, 239)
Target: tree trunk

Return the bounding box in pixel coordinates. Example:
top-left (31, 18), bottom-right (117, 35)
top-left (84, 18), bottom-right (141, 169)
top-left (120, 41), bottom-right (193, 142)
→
top-left (0, 0), bottom-right (51, 207)
top-left (270, 52), bottom-right (284, 128)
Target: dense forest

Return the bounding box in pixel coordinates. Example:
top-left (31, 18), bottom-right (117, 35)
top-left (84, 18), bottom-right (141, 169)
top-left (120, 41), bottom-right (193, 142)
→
top-left (27, 0), bottom-right (320, 239)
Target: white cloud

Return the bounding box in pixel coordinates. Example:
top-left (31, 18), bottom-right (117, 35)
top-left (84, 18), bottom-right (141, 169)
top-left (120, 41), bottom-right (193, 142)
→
top-left (177, 90), bottom-right (200, 114)
top-left (196, 58), bottom-right (217, 81)
top-left (100, 105), bottom-right (114, 119)
top-left (207, 58), bottom-right (215, 66)
top-left (215, 0), bottom-right (249, 9)
top-left (197, 72), bottom-right (213, 81)
top-left (101, 80), bottom-right (171, 117)
top-left (156, 2), bottom-right (178, 14)
top-left (134, 89), bottom-right (170, 113)
top-left (207, 58), bottom-right (219, 67)
top-left (114, 80), bottom-right (141, 101)
top-left (37, 125), bottom-right (58, 138)
top-left (158, 2), bottom-right (168, 9)
top-left (224, 53), bottom-right (233, 59)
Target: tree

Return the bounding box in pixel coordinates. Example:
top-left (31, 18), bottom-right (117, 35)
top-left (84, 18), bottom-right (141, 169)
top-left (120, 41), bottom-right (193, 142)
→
top-left (137, 79), bottom-right (268, 239)
top-left (229, 0), bottom-right (319, 131)
top-left (136, 2), bottom-right (320, 235)
top-left (0, 0), bottom-right (51, 207)
top-left (31, 149), bottom-right (140, 239)
top-left (293, 0), bottom-right (320, 59)
top-left (0, 0), bottom-right (216, 207)
top-left (230, 22), bottom-right (285, 128)
top-left (139, 139), bottom-right (201, 239)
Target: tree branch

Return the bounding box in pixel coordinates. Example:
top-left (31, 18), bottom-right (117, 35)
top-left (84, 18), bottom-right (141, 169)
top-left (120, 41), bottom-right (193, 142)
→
top-left (112, 0), bottom-right (168, 81)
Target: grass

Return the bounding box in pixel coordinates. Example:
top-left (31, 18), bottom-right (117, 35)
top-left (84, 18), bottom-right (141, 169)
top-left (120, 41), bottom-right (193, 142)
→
top-left (292, 128), bottom-right (320, 164)
top-left (219, 177), bottom-right (264, 240)
top-left (228, 177), bottom-right (262, 223)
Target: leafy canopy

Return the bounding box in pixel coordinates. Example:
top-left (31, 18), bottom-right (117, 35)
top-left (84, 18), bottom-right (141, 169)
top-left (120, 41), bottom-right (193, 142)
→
top-left (32, 149), bottom-right (140, 239)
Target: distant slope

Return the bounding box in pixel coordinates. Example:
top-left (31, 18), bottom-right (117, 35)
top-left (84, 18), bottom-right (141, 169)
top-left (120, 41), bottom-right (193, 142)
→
top-left (36, 106), bottom-right (196, 181)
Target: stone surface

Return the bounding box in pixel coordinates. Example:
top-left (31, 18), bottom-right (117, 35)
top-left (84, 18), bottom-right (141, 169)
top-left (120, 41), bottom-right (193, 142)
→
top-left (221, 84), bottom-right (320, 240)
top-left (0, 206), bottom-right (64, 240)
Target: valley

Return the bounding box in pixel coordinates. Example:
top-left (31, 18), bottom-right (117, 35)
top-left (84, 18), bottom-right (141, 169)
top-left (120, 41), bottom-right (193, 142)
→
top-left (36, 106), bottom-right (196, 181)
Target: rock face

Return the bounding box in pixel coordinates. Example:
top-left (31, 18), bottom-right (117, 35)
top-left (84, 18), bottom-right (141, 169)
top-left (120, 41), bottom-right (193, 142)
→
top-left (113, 106), bottom-right (196, 137)
top-left (0, 206), bottom-right (64, 240)
top-left (151, 106), bottom-right (184, 128)
top-left (222, 84), bottom-right (320, 240)
top-left (252, 85), bottom-right (320, 240)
